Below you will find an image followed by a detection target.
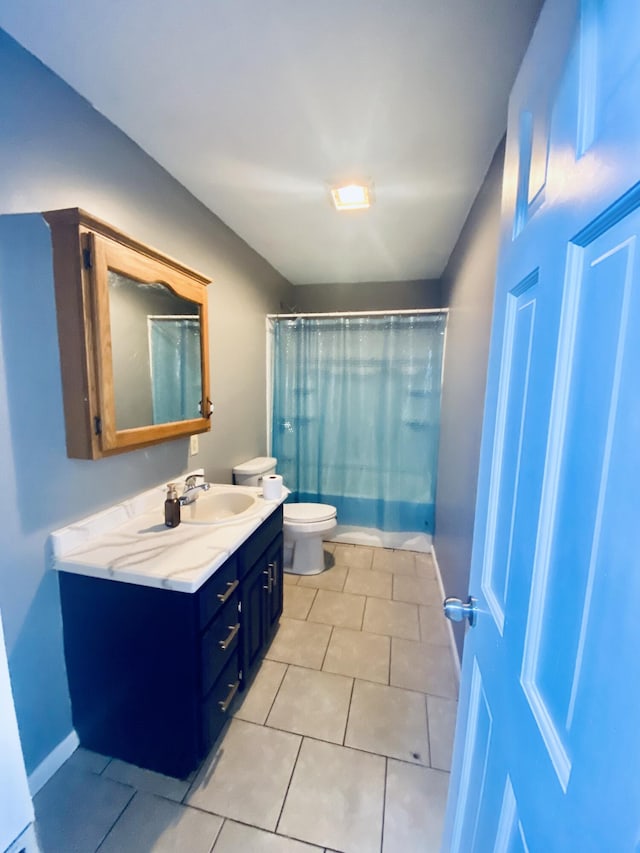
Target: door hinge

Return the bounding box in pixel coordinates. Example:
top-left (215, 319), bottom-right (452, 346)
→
top-left (83, 247), bottom-right (92, 269)
top-left (94, 416), bottom-right (102, 436)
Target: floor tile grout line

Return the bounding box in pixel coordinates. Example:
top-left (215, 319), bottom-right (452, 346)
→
top-left (279, 613), bottom-right (441, 645)
top-left (380, 756), bottom-right (388, 853)
top-left (208, 815), bottom-right (225, 853)
top-left (343, 676), bottom-right (357, 747)
top-left (223, 719), bottom-right (432, 771)
top-left (274, 734), bottom-right (305, 835)
top-left (424, 692), bottom-right (433, 769)
top-left (258, 652), bottom-right (457, 700)
top-left (185, 805), bottom-right (328, 848)
top-left (319, 624), bottom-right (335, 671)
top-left (310, 586), bottom-right (319, 612)
top-left (263, 662), bottom-right (290, 727)
top-left (93, 786), bottom-right (137, 852)
top-left (277, 716), bottom-right (429, 769)
top-left (262, 661), bottom-right (448, 699)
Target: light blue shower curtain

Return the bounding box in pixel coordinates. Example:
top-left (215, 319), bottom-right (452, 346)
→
top-left (271, 313), bottom-right (446, 533)
top-left (149, 317), bottom-right (201, 424)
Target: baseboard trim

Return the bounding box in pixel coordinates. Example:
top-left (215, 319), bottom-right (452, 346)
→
top-left (431, 543), bottom-right (462, 684)
top-left (28, 729), bottom-right (79, 796)
top-left (329, 526), bottom-right (432, 552)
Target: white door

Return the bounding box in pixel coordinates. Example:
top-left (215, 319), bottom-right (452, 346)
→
top-left (0, 610), bottom-right (34, 851)
top-left (443, 0), bottom-right (640, 849)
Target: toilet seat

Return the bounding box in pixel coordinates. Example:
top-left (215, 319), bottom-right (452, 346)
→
top-left (283, 503), bottom-right (337, 524)
top-left (284, 518), bottom-right (337, 535)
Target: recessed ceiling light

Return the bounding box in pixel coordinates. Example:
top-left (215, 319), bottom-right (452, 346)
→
top-left (329, 181), bottom-right (373, 211)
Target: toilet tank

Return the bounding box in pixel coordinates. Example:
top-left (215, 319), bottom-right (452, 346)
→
top-left (232, 456), bottom-right (277, 486)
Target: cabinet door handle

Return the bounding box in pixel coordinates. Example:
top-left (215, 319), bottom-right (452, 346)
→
top-left (217, 579), bottom-right (239, 603)
top-left (263, 566), bottom-right (272, 592)
top-left (218, 679), bottom-right (240, 713)
top-left (219, 622), bottom-right (240, 651)
top-left (269, 561), bottom-right (277, 588)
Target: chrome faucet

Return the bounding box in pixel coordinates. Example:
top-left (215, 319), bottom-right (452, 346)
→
top-left (179, 474), bottom-right (211, 505)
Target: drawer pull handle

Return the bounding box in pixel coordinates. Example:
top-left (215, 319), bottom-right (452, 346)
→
top-left (217, 579), bottom-right (239, 603)
top-left (219, 622), bottom-right (240, 651)
top-left (218, 679), bottom-right (240, 713)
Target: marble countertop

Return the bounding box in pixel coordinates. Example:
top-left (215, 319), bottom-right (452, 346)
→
top-left (50, 473), bottom-right (287, 593)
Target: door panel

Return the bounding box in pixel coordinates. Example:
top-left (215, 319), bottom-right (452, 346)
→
top-left (240, 558), bottom-right (267, 684)
top-left (444, 0), bottom-right (640, 848)
top-left (493, 777), bottom-right (529, 853)
top-left (449, 660), bottom-right (494, 851)
top-left (481, 271), bottom-right (539, 633)
top-left (523, 222), bottom-right (637, 749)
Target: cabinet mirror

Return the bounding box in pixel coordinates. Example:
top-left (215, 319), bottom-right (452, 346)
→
top-left (45, 209), bottom-right (212, 459)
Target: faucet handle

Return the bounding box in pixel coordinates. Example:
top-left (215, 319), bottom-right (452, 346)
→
top-left (185, 473), bottom-right (205, 488)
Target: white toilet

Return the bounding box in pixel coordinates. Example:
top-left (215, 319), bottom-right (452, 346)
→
top-left (281, 502), bottom-right (337, 575)
top-left (232, 457), bottom-right (337, 575)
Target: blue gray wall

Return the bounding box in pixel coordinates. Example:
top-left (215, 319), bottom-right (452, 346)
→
top-left (291, 279), bottom-right (442, 312)
top-left (0, 30), bottom-right (291, 774)
top-left (435, 140), bottom-right (505, 659)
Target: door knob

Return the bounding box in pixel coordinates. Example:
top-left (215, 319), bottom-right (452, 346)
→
top-left (443, 596), bottom-right (478, 627)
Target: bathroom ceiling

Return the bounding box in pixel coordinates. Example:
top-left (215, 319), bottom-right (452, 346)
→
top-left (0, 1), bottom-right (542, 285)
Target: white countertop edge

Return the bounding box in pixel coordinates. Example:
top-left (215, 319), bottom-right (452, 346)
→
top-left (53, 549), bottom-right (232, 594)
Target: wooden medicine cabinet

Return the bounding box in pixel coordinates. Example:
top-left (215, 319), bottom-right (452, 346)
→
top-left (45, 208), bottom-right (212, 459)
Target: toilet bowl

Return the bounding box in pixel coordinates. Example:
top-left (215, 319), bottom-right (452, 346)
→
top-left (283, 503), bottom-right (337, 575)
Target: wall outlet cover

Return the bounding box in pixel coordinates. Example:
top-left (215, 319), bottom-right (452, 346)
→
top-left (189, 435), bottom-right (199, 456)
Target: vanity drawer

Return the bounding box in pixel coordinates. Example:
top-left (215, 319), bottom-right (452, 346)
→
top-left (200, 593), bottom-right (240, 697)
top-left (198, 555), bottom-right (238, 629)
top-left (201, 652), bottom-right (240, 755)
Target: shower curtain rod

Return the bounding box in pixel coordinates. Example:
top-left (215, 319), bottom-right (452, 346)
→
top-left (267, 308), bottom-right (448, 319)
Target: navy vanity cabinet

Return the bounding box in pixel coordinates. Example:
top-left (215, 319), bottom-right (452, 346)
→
top-left (238, 507), bottom-right (284, 686)
top-left (59, 506), bottom-right (284, 779)
top-left (59, 554), bottom-right (241, 779)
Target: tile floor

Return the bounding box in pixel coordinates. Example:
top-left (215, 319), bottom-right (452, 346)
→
top-left (33, 544), bottom-right (459, 853)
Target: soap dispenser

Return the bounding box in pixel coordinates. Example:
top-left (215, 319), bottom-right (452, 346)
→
top-left (164, 483), bottom-right (181, 528)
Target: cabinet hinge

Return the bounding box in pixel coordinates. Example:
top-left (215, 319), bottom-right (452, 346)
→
top-left (83, 247), bottom-right (92, 269)
top-left (94, 416), bottom-right (102, 436)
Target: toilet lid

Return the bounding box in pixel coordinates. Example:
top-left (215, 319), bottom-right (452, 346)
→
top-left (284, 503), bottom-right (337, 523)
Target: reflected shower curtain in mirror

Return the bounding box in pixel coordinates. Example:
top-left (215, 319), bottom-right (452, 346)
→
top-left (272, 314), bottom-right (446, 532)
top-left (149, 316), bottom-right (201, 424)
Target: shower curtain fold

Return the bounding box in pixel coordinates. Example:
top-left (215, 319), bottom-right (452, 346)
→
top-left (271, 313), bottom-right (446, 533)
top-left (149, 316), bottom-right (201, 424)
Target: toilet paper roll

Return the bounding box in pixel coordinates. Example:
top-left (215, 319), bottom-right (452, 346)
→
top-left (262, 474), bottom-right (283, 501)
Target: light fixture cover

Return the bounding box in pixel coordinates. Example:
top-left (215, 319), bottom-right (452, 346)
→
top-left (330, 181), bottom-right (373, 211)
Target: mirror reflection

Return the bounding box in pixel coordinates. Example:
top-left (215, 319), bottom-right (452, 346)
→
top-left (108, 271), bottom-right (203, 430)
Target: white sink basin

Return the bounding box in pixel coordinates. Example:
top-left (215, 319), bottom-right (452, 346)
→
top-left (182, 488), bottom-right (259, 524)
